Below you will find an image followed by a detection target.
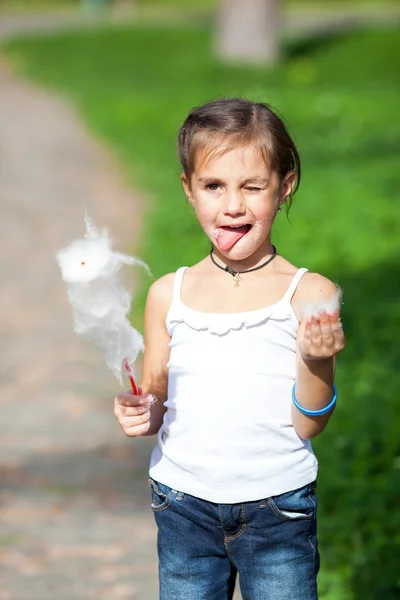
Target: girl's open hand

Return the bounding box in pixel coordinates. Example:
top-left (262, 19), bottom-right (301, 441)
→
top-left (299, 310), bottom-right (345, 361)
top-left (114, 390), bottom-right (151, 437)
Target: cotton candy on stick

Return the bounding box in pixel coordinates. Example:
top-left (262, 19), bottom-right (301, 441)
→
top-left (57, 215), bottom-right (150, 394)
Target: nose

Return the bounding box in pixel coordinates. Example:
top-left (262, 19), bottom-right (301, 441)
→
top-left (223, 189), bottom-right (245, 216)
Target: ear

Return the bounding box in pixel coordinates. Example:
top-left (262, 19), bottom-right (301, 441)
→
top-left (180, 173), bottom-right (194, 206)
top-left (279, 170), bottom-right (296, 206)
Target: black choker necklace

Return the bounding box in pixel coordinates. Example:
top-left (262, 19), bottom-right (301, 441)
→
top-left (210, 246), bottom-right (277, 288)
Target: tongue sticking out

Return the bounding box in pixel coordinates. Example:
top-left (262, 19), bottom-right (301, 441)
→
top-left (215, 225), bottom-right (250, 251)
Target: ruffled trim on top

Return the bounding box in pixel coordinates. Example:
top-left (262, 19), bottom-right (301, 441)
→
top-left (166, 298), bottom-right (294, 336)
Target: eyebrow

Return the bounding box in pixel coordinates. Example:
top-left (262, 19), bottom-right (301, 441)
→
top-left (198, 176), bottom-right (269, 185)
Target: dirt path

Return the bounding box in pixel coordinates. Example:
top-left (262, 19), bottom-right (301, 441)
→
top-left (0, 58), bottom-right (158, 600)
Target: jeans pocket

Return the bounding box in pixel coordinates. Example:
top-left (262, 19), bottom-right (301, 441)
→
top-left (149, 478), bottom-right (182, 512)
top-left (267, 482), bottom-right (316, 522)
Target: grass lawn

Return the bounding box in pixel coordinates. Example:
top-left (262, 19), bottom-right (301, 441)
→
top-left (3, 22), bottom-right (399, 600)
top-left (1, 0), bottom-right (399, 13)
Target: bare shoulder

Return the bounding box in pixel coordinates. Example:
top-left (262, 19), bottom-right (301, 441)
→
top-left (146, 272), bottom-right (176, 315)
top-left (148, 272), bottom-right (175, 297)
top-left (294, 271), bottom-right (340, 303)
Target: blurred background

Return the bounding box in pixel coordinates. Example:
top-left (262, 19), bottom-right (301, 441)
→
top-left (0, 0), bottom-right (399, 598)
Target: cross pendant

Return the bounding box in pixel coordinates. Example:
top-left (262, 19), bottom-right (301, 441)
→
top-left (233, 272), bottom-right (242, 288)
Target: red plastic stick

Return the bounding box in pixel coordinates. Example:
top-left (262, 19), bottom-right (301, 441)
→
top-left (124, 359), bottom-right (139, 395)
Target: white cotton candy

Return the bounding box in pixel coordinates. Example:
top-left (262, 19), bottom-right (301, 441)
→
top-left (297, 287), bottom-right (342, 320)
top-left (56, 215), bottom-right (150, 383)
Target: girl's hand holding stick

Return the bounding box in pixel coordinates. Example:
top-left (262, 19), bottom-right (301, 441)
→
top-left (114, 388), bottom-right (152, 437)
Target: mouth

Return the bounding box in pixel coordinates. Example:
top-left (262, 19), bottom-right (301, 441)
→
top-left (215, 224), bottom-right (252, 251)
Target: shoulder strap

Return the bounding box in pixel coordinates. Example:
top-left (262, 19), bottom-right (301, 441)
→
top-left (173, 267), bottom-right (189, 301)
top-left (282, 268), bottom-right (309, 302)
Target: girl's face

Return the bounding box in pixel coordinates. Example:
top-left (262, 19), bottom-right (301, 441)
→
top-left (181, 143), bottom-right (295, 263)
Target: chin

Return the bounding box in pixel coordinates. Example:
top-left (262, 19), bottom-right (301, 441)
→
top-left (216, 242), bottom-right (257, 262)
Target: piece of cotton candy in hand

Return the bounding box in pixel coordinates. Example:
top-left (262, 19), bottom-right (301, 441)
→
top-left (56, 215), bottom-right (150, 383)
top-left (298, 287), bottom-right (342, 321)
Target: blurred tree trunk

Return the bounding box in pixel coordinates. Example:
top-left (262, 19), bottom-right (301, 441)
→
top-left (215, 0), bottom-right (281, 64)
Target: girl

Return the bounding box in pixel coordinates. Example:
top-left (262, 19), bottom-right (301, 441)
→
top-left (114, 98), bottom-right (345, 600)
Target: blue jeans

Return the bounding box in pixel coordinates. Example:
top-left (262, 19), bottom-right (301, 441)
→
top-left (149, 478), bottom-right (319, 600)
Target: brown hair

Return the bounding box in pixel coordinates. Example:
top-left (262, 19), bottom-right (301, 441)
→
top-left (177, 98), bottom-right (301, 212)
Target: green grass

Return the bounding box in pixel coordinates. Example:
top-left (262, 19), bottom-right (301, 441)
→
top-left (1, 0), bottom-right (398, 13)
top-left (3, 23), bottom-right (400, 599)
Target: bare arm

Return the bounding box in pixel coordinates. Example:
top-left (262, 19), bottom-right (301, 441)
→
top-left (114, 273), bottom-right (174, 437)
top-left (292, 274), bottom-right (345, 440)
top-left (139, 274), bottom-right (174, 435)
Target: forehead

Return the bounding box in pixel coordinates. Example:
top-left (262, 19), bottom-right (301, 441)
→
top-left (193, 143), bottom-right (271, 176)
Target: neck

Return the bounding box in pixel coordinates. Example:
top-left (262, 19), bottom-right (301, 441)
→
top-left (211, 241), bottom-right (276, 272)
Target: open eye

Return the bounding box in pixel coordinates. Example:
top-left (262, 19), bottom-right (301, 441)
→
top-left (205, 183), bottom-right (221, 191)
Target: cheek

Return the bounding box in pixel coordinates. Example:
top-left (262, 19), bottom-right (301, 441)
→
top-left (194, 196), bottom-right (218, 222)
top-left (193, 205), bottom-right (219, 240)
top-left (196, 209), bottom-right (215, 230)
top-left (252, 199), bottom-right (277, 224)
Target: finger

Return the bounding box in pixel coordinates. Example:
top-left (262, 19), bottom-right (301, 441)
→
top-left (114, 397), bottom-right (148, 420)
top-left (303, 318), bottom-right (312, 340)
top-left (328, 312), bottom-right (345, 340)
top-left (310, 315), bottom-right (322, 345)
top-left (327, 310), bottom-right (342, 327)
top-left (328, 311), bottom-right (342, 331)
top-left (116, 392), bottom-right (150, 407)
top-left (119, 403), bottom-right (150, 418)
top-left (118, 410), bottom-right (150, 432)
top-left (123, 410), bottom-right (151, 427)
top-left (121, 411), bottom-right (151, 434)
top-left (329, 314), bottom-right (345, 349)
top-left (319, 311), bottom-right (334, 342)
top-left (123, 421), bottom-right (151, 437)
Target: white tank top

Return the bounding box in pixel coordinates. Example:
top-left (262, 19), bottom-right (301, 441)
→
top-left (149, 266), bottom-right (318, 503)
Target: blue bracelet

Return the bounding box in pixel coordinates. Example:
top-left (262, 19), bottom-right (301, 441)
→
top-left (292, 383), bottom-right (337, 416)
